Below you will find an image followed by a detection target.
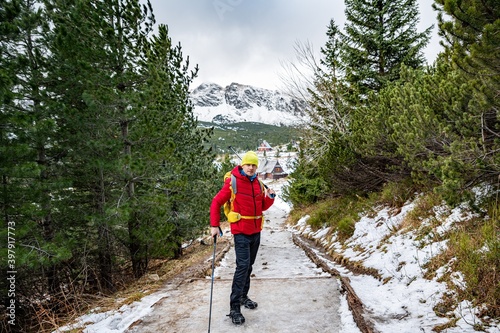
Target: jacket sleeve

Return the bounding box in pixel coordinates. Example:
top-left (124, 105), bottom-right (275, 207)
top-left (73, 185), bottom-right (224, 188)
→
top-left (210, 179), bottom-right (232, 227)
top-left (262, 194), bottom-right (274, 212)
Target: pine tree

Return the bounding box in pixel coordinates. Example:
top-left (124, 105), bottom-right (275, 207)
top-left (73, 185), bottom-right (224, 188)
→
top-left (435, 0), bottom-right (499, 76)
top-left (435, 0), bottom-right (499, 150)
top-left (434, 0), bottom-right (500, 194)
top-left (96, 0), bottom-right (156, 281)
top-left (287, 0), bottom-right (434, 199)
top-left (1, 0), bottom-right (219, 329)
top-left (0, 0), bottom-right (21, 223)
top-left (42, 0), bottom-right (156, 288)
top-left (340, 0), bottom-right (432, 96)
top-left (0, 0), bottom-right (74, 306)
top-left (140, 24), bottom-right (217, 262)
top-left (0, 0), bottom-right (20, 104)
top-left (315, 20), bottom-right (351, 136)
top-left (43, 0), bottom-right (122, 292)
top-left (45, 0), bottom-right (216, 281)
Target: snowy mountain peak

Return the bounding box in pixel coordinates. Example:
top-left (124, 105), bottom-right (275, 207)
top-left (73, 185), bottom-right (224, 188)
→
top-left (190, 82), bottom-right (307, 126)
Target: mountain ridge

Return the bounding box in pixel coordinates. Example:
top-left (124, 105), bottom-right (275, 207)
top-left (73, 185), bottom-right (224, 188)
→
top-left (190, 82), bottom-right (307, 126)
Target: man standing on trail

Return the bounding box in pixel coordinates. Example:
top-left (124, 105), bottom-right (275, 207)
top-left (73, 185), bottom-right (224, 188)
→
top-left (210, 151), bottom-right (276, 325)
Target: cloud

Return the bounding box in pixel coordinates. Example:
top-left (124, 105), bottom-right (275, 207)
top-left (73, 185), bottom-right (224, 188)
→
top-left (146, 0), bottom-right (442, 90)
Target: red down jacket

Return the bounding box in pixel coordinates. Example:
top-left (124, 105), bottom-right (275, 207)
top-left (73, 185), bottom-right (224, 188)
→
top-left (210, 165), bottom-right (275, 235)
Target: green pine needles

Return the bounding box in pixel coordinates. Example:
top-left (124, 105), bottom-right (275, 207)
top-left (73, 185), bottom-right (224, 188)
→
top-left (0, 1), bottom-right (218, 330)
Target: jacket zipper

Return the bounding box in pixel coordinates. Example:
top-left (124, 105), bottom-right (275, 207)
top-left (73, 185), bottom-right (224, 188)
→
top-left (251, 179), bottom-right (258, 229)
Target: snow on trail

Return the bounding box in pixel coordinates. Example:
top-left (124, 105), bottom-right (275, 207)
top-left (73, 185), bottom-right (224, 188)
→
top-left (55, 179), bottom-right (359, 333)
top-left (126, 180), bottom-right (352, 332)
top-left (54, 176), bottom-right (500, 333)
top-left (294, 196), bottom-right (500, 333)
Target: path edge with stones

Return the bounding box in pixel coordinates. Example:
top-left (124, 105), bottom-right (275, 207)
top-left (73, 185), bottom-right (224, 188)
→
top-left (292, 234), bottom-right (379, 333)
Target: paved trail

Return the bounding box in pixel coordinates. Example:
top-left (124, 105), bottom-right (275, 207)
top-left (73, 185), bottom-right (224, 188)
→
top-left (127, 197), bottom-right (342, 333)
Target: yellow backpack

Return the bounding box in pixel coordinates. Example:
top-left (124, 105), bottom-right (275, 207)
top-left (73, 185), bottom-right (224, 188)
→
top-left (223, 171), bottom-right (266, 223)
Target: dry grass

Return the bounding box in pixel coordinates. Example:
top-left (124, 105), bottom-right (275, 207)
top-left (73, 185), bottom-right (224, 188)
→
top-left (401, 192), bottom-right (442, 231)
top-left (423, 215), bottom-right (500, 325)
top-left (289, 186), bottom-right (499, 331)
top-left (99, 235), bottom-right (229, 312)
top-left (432, 317), bottom-right (460, 332)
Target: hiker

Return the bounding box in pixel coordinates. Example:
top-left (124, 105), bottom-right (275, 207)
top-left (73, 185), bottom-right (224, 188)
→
top-left (210, 151), bottom-right (276, 325)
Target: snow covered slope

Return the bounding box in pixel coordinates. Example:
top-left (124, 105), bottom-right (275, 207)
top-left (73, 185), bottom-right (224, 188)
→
top-left (190, 82), bottom-right (307, 126)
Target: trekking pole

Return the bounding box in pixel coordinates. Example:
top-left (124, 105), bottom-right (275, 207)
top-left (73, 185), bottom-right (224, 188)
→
top-left (208, 227), bottom-right (223, 333)
top-left (228, 146), bottom-right (241, 160)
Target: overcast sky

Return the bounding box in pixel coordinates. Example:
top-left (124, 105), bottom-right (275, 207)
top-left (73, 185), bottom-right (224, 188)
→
top-left (146, 0), bottom-right (442, 90)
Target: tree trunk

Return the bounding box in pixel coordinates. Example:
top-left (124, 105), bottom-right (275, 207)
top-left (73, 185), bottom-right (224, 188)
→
top-left (97, 167), bottom-right (114, 292)
top-left (121, 120), bottom-right (148, 278)
top-left (38, 145), bottom-right (62, 295)
top-left (173, 239), bottom-right (183, 259)
top-left (97, 224), bottom-right (114, 292)
top-left (128, 212), bottom-right (148, 278)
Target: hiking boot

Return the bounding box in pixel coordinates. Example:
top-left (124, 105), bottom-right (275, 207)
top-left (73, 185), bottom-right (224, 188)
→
top-left (227, 304), bottom-right (245, 325)
top-left (240, 296), bottom-right (258, 309)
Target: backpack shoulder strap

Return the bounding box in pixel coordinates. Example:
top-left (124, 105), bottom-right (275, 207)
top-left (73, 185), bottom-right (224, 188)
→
top-left (257, 179), bottom-right (266, 194)
top-left (230, 174), bottom-right (237, 195)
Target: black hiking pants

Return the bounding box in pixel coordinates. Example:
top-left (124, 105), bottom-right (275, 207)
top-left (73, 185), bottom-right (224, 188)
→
top-left (230, 232), bottom-right (261, 307)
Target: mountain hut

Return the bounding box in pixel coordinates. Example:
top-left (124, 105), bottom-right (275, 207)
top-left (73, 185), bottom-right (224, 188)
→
top-left (257, 159), bottom-right (288, 180)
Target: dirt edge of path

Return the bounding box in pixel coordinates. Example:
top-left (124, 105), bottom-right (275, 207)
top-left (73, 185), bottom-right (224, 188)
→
top-left (161, 237), bottom-right (232, 289)
top-left (128, 230), bottom-right (376, 332)
top-left (292, 234), bottom-right (379, 333)
top-left (126, 237), bottom-right (232, 331)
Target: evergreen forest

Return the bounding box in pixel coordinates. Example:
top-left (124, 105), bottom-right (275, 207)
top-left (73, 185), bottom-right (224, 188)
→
top-left (1, 0), bottom-right (221, 330)
top-left (198, 121), bottom-right (299, 154)
top-left (1, 0), bottom-right (499, 331)
top-left (284, 0), bottom-right (499, 325)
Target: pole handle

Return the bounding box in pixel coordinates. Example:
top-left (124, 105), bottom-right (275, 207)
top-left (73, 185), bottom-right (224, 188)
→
top-left (213, 226), bottom-right (223, 243)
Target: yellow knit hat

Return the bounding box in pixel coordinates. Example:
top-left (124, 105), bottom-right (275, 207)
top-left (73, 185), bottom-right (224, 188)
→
top-left (241, 151), bottom-right (259, 166)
